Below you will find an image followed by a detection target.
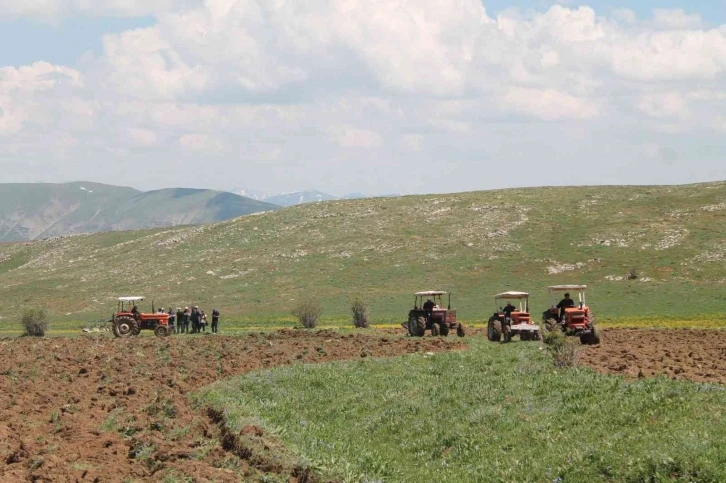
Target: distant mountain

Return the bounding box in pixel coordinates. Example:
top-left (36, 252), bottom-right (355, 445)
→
top-left (0, 182), bottom-right (278, 241)
top-left (263, 190), bottom-right (338, 207)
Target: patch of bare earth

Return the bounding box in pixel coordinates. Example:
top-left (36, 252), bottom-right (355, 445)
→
top-left (579, 328), bottom-right (726, 384)
top-left (0, 330), bottom-right (462, 482)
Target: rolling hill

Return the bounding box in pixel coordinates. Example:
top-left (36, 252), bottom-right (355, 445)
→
top-left (0, 182), bottom-right (278, 241)
top-left (0, 181), bottom-right (725, 327)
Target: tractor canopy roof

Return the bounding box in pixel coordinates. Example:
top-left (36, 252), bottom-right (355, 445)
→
top-left (118, 296), bottom-right (145, 302)
top-left (494, 291), bottom-right (529, 299)
top-left (414, 291), bottom-right (447, 296)
top-left (548, 285), bottom-right (587, 292)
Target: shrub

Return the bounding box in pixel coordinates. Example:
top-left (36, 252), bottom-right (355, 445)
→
top-left (349, 298), bottom-right (370, 328)
top-left (292, 300), bottom-right (322, 329)
top-left (541, 325), bottom-right (579, 368)
top-left (628, 267), bottom-right (639, 280)
top-left (21, 308), bottom-right (49, 337)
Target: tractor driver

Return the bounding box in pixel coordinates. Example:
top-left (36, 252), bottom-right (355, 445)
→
top-left (423, 298), bottom-right (435, 321)
top-left (503, 301), bottom-right (517, 324)
top-left (556, 293), bottom-right (575, 323)
top-left (131, 305), bottom-right (140, 321)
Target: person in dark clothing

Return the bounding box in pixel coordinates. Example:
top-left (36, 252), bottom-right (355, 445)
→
top-left (423, 298), bottom-right (435, 316)
top-left (175, 308), bottom-right (184, 334)
top-left (167, 308), bottom-right (176, 332)
top-left (211, 308), bottom-right (220, 334)
top-left (503, 302), bottom-right (517, 323)
top-left (556, 293), bottom-right (575, 322)
top-left (131, 305), bottom-right (140, 321)
top-left (182, 307), bottom-right (191, 333)
top-left (190, 306), bottom-right (201, 334)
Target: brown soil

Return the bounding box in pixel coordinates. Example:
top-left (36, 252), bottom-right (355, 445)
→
top-left (0, 330), bottom-right (462, 482)
top-left (579, 328), bottom-right (726, 384)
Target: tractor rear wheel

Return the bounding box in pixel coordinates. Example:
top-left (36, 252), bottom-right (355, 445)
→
top-left (431, 323), bottom-right (441, 336)
top-left (456, 324), bottom-right (465, 337)
top-left (590, 326), bottom-right (601, 345)
top-left (407, 315), bottom-right (426, 337)
top-left (114, 316), bottom-right (137, 338)
top-left (154, 325), bottom-right (169, 338)
top-left (487, 318), bottom-right (502, 342)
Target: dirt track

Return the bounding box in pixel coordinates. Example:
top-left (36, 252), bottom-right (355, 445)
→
top-left (0, 330), bottom-right (460, 482)
top-left (580, 328), bottom-right (726, 384)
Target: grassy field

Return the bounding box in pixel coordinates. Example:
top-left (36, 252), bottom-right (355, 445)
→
top-left (194, 337), bottom-right (726, 482)
top-left (1, 182), bottom-right (725, 329)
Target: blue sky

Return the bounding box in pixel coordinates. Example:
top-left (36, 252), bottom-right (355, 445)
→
top-left (0, 0), bottom-right (725, 195)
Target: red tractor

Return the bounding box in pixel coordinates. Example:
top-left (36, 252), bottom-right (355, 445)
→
top-left (406, 291), bottom-right (465, 337)
top-left (542, 285), bottom-right (600, 345)
top-left (487, 291), bottom-right (541, 342)
top-left (112, 296), bottom-right (173, 338)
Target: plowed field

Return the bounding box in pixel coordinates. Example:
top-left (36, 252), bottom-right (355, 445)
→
top-left (0, 330), bottom-right (461, 482)
top-left (580, 328), bottom-right (726, 383)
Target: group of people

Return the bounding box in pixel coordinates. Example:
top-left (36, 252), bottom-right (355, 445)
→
top-left (158, 306), bottom-right (221, 334)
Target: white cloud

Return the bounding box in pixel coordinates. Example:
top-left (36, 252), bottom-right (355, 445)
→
top-left (1, 3), bottom-right (726, 193)
top-left (178, 133), bottom-right (223, 152)
top-left (637, 92), bottom-right (690, 119)
top-left (651, 9), bottom-right (704, 30)
top-left (127, 128), bottom-right (157, 147)
top-left (328, 126), bottom-right (383, 149)
top-left (501, 87), bottom-right (600, 120)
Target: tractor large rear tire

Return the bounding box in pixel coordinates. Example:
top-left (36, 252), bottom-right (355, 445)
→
top-left (456, 324), bottom-right (465, 337)
top-left (431, 323), bottom-right (441, 336)
top-left (114, 316), bottom-right (137, 338)
top-left (487, 319), bottom-right (502, 342)
top-left (580, 327), bottom-right (601, 345)
top-left (408, 315), bottom-right (426, 337)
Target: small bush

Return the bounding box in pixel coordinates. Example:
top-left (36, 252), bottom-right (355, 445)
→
top-left (349, 298), bottom-right (370, 328)
top-left (292, 300), bottom-right (322, 329)
top-left (21, 308), bottom-right (49, 337)
top-left (541, 325), bottom-right (579, 368)
top-left (628, 267), bottom-right (639, 280)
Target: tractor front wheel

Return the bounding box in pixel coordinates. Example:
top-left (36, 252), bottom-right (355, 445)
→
top-left (431, 323), bottom-right (441, 336)
top-left (114, 316), bottom-right (137, 338)
top-left (487, 319), bottom-right (502, 342)
top-left (503, 324), bottom-right (512, 343)
top-left (154, 325), bottom-right (169, 338)
top-left (456, 324), bottom-right (465, 337)
top-left (440, 324), bottom-right (450, 337)
top-left (520, 331), bottom-right (530, 341)
top-left (407, 315), bottom-right (426, 337)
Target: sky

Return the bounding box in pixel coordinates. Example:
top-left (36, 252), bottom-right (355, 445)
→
top-left (0, 1), bottom-right (725, 197)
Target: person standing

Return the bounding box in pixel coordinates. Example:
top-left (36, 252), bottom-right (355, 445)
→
top-left (191, 306), bottom-right (201, 334)
top-left (167, 308), bottom-right (176, 333)
top-left (200, 311), bottom-right (207, 332)
top-left (175, 308), bottom-right (184, 334)
top-left (183, 307), bottom-right (191, 333)
top-left (211, 308), bottom-right (220, 334)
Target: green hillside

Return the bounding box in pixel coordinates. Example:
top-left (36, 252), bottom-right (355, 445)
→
top-left (0, 182), bottom-right (725, 328)
top-left (0, 182), bottom-right (278, 241)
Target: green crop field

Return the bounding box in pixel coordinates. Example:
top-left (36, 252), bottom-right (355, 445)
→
top-left (194, 337), bottom-right (726, 482)
top-left (1, 182), bottom-right (725, 334)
